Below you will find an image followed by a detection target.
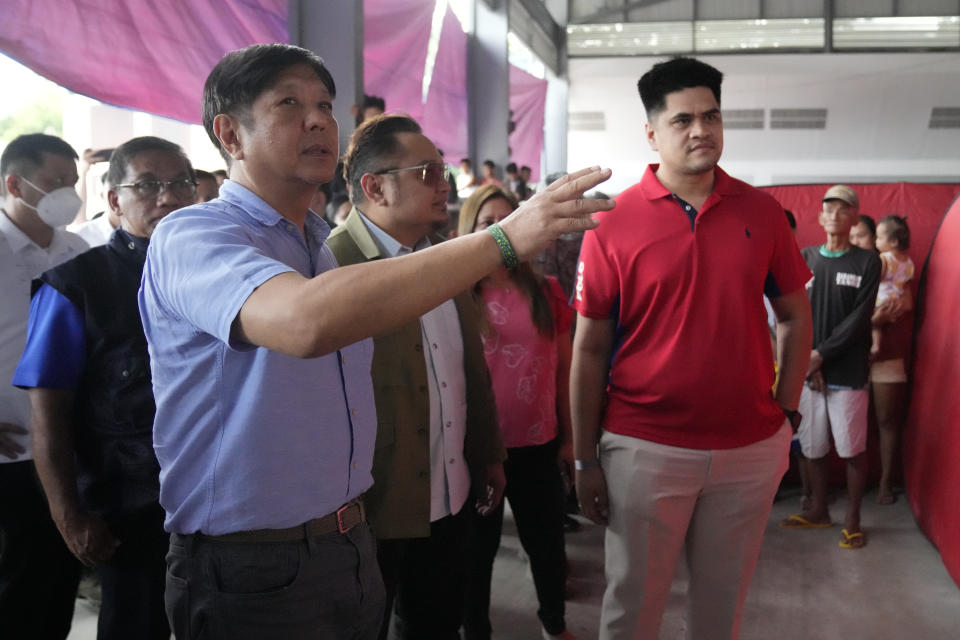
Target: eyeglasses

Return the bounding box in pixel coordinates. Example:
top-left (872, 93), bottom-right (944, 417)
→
top-left (116, 179), bottom-right (197, 199)
top-left (375, 162), bottom-right (450, 188)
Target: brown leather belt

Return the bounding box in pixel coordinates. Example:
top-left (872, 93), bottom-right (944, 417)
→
top-left (196, 499), bottom-right (365, 544)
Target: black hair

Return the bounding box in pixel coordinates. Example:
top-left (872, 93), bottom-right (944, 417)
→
top-left (195, 169), bottom-right (216, 182)
top-left (362, 95), bottom-right (386, 112)
top-left (637, 57), bottom-right (723, 118)
top-left (520, 165), bottom-right (531, 173)
top-left (106, 137), bottom-right (194, 188)
top-left (457, 185), bottom-right (554, 338)
top-left (202, 43), bottom-right (336, 164)
top-left (460, 158), bottom-right (471, 168)
top-left (784, 208), bottom-right (797, 230)
top-left (342, 114), bottom-right (423, 206)
top-left (857, 214), bottom-right (877, 237)
top-left (482, 159), bottom-right (495, 170)
top-left (506, 162), bottom-right (518, 174)
top-left (879, 214), bottom-right (910, 250)
top-left (0, 133), bottom-right (78, 179)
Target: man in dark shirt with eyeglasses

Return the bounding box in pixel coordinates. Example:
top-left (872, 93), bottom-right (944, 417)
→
top-left (13, 136), bottom-right (196, 640)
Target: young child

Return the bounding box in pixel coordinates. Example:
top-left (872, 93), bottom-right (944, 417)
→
top-left (872, 215), bottom-right (914, 357)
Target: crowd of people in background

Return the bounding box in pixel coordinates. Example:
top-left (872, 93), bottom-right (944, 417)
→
top-left (0, 45), bottom-right (921, 640)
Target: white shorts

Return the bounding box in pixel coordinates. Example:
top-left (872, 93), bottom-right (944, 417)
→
top-left (871, 358), bottom-right (908, 384)
top-left (796, 385), bottom-right (869, 459)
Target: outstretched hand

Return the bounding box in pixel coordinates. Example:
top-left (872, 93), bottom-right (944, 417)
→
top-left (497, 166), bottom-right (614, 262)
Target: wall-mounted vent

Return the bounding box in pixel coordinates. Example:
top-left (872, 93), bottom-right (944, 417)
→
top-left (569, 111), bottom-right (607, 131)
top-left (770, 108), bottom-right (827, 129)
top-left (929, 107), bottom-right (960, 129)
top-left (723, 109), bottom-right (764, 129)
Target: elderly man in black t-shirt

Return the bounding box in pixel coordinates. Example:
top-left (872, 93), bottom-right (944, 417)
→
top-left (780, 185), bottom-right (881, 550)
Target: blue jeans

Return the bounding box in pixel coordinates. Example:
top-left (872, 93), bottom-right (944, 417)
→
top-left (166, 521), bottom-right (384, 640)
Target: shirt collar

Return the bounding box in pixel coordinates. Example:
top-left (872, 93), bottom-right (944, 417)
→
top-left (110, 226), bottom-right (150, 254)
top-left (218, 179), bottom-right (330, 243)
top-left (0, 207), bottom-right (33, 253)
top-left (355, 210), bottom-right (430, 258)
top-left (638, 163), bottom-right (743, 201)
top-left (0, 207), bottom-right (78, 254)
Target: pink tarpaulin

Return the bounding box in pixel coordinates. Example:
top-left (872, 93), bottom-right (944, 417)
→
top-left (420, 6), bottom-right (468, 161)
top-left (0, 0), bottom-right (288, 124)
top-left (509, 65), bottom-right (547, 183)
top-left (364, 0), bottom-right (468, 161)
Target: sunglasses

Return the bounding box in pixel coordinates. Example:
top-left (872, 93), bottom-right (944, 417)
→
top-left (375, 161), bottom-right (450, 188)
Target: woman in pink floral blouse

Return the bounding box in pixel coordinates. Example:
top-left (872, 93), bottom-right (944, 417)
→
top-left (459, 185), bottom-right (578, 640)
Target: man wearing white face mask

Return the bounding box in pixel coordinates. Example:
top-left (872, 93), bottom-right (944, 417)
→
top-left (0, 133), bottom-right (89, 639)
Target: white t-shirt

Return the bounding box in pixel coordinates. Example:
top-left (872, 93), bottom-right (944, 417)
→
top-left (0, 210), bottom-right (88, 463)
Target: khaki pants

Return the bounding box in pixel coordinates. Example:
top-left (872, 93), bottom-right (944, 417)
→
top-left (599, 422), bottom-right (790, 640)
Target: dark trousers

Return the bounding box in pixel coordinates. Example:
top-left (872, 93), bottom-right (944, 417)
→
top-left (0, 460), bottom-right (81, 640)
top-left (96, 504), bottom-right (169, 640)
top-left (166, 521), bottom-right (384, 640)
top-left (377, 507), bottom-right (470, 640)
top-left (463, 440), bottom-right (568, 638)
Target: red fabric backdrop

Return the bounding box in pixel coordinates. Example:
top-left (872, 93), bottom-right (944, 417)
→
top-left (759, 183), bottom-right (960, 273)
top-left (904, 193), bottom-right (960, 588)
top-left (760, 182), bottom-right (960, 589)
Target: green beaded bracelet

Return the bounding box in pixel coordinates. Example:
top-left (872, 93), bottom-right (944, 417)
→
top-left (486, 223), bottom-right (519, 270)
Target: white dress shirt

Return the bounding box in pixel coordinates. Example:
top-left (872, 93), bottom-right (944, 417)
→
top-left (358, 212), bottom-right (470, 520)
top-left (0, 209), bottom-right (88, 463)
top-left (67, 212), bottom-right (115, 247)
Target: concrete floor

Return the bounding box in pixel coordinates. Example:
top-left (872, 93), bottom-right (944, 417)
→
top-left (487, 490), bottom-right (960, 640)
top-left (68, 489), bottom-right (960, 639)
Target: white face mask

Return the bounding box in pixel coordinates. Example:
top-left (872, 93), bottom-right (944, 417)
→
top-left (18, 176), bottom-right (82, 228)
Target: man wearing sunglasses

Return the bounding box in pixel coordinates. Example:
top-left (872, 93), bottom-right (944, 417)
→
top-left (13, 136), bottom-right (195, 640)
top-left (327, 114), bottom-right (504, 639)
top-left (139, 44), bottom-right (612, 640)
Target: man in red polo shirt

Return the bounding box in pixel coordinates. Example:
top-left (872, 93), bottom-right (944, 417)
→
top-left (570, 57), bottom-right (813, 640)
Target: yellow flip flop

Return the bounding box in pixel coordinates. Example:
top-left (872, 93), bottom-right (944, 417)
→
top-left (839, 528), bottom-right (867, 549)
top-left (779, 514), bottom-right (833, 529)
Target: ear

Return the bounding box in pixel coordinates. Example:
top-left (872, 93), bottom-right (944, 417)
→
top-left (5, 173), bottom-right (25, 199)
top-left (645, 122), bottom-right (658, 152)
top-left (213, 114), bottom-right (245, 162)
top-left (107, 188), bottom-right (122, 217)
top-left (359, 173), bottom-right (388, 206)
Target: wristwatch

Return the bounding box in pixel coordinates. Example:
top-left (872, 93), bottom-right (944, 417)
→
top-left (784, 409), bottom-right (802, 431)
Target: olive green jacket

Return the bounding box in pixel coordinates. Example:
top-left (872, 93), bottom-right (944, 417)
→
top-left (327, 209), bottom-right (505, 539)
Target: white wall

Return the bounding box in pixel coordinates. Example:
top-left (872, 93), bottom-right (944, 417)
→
top-left (62, 94), bottom-right (226, 215)
top-left (568, 52), bottom-right (960, 194)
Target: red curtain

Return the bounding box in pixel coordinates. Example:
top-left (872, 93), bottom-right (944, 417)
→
top-left (760, 182), bottom-right (960, 589)
top-left (904, 193), bottom-right (960, 588)
top-left (759, 183), bottom-right (960, 273)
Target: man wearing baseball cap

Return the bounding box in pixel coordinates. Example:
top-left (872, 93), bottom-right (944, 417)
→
top-left (781, 184), bottom-right (881, 550)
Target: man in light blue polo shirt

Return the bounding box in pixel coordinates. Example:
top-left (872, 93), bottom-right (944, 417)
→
top-left (139, 43), bottom-right (613, 640)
